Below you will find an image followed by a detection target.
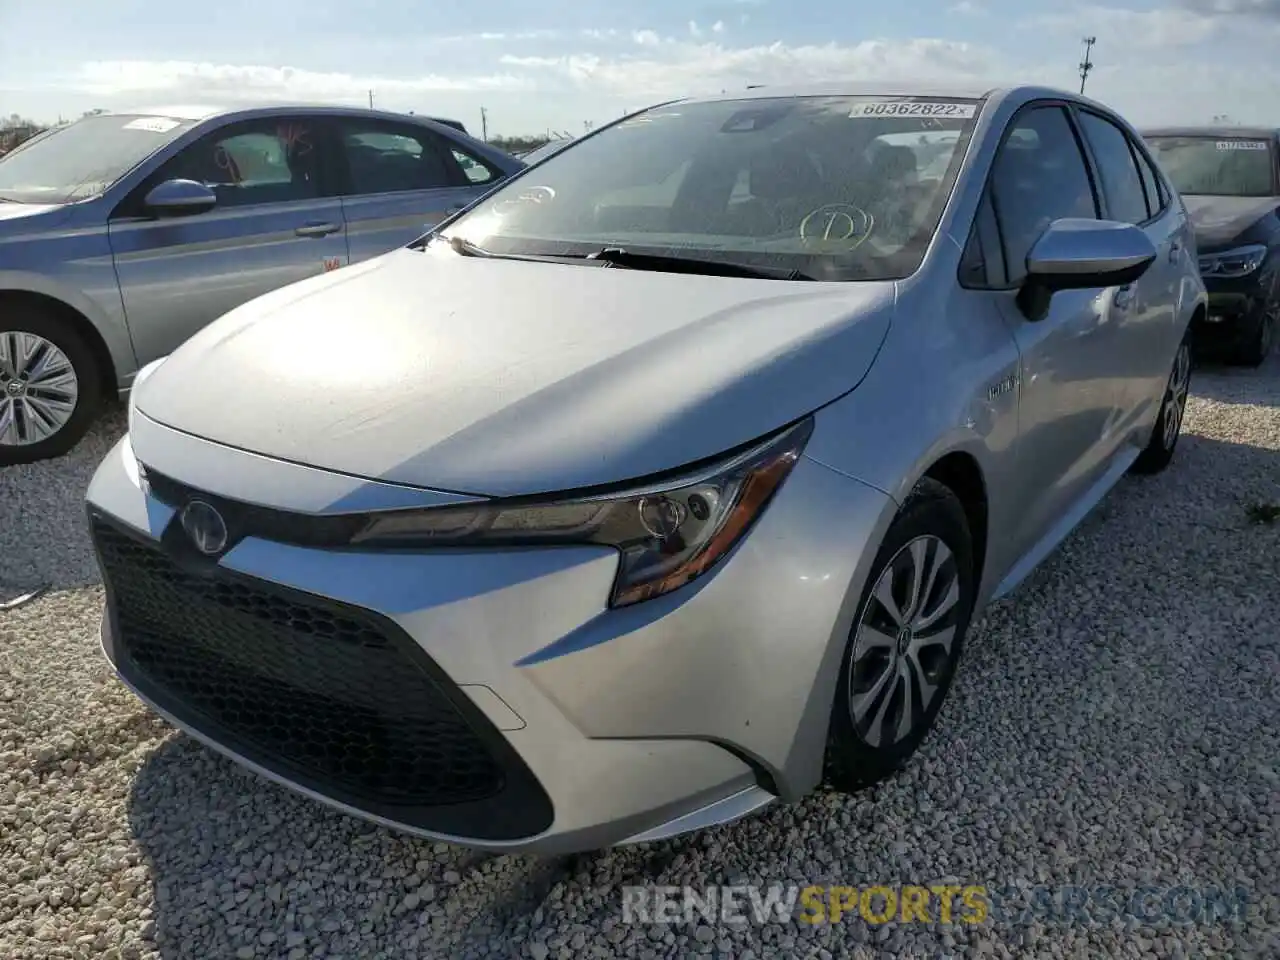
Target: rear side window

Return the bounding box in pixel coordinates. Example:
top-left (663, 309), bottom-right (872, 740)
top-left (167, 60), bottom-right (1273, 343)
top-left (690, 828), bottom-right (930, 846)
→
top-left (1076, 111), bottom-right (1151, 225)
top-left (989, 105), bottom-right (1099, 285)
top-left (338, 121), bottom-right (463, 195)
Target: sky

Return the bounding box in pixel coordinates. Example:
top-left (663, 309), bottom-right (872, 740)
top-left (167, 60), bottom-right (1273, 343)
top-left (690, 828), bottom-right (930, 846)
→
top-left (2, 0), bottom-right (1280, 136)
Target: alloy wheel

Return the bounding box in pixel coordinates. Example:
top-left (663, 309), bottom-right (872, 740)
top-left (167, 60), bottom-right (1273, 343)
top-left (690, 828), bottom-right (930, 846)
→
top-left (1161, 341), bottom-right (1191, 451)
top-left (0, 331), bottom-right (80, 447)
top-left (848, 535), bottom-right (961, 748)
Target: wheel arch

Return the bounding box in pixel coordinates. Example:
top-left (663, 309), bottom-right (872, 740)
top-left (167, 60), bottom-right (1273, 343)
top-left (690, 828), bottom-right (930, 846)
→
top-left (919, 450), bottom-right (990, 590)
top-left (0, 288), bottom-right (119, 397)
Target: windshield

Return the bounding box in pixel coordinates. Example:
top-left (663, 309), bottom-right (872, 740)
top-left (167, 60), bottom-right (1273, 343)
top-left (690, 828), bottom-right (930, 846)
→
top-left (445, 95), bottom-right (981, 281)
top-left (1145, 136), bottom-right (1277, 198)
top-left (0, 113), bottom-right (197, 204)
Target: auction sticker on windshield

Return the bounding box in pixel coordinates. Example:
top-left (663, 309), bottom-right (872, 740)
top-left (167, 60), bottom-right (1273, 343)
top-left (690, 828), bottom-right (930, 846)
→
top-left (849, 101), bottom-right (978, 119)
top-left (122, 117), bottom-right (182, 134)
top-left (1216, 140), bottom-right (1269, 151)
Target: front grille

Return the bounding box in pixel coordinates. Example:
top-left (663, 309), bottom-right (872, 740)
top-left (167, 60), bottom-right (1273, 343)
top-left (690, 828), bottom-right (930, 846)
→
top-left (91, 515), bottom-right (553, 839)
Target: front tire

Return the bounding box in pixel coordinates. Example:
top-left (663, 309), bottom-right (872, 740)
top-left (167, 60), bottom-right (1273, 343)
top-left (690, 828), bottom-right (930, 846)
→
top-left (1231, 299), bottom-right (1275, 368)
top-left (1131, 331), bottom-right (1191, 476)
top-left (0, 307), bottom-right (101, 466)
top-left (824, 478), bottom-right (976, 793)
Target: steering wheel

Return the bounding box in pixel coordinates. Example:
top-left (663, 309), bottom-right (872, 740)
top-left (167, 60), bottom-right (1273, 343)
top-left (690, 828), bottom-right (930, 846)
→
top-left (798, 203), bottom-right (874, 251)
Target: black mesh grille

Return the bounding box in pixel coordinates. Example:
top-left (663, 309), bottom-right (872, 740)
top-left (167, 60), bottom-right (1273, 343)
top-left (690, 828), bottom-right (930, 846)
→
top-left (91, 515), bottom-right (556, 835)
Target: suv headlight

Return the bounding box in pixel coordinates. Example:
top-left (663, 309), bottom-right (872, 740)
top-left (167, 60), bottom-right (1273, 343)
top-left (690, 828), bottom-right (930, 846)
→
top-left (1199, 244), bottom-right (1267, 279)
top-left (352, 418), bottom-right (814, 607)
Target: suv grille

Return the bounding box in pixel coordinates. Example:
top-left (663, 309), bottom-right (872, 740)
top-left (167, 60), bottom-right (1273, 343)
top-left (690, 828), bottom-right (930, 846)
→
top-left (91, 515), bottom-right (552, 839)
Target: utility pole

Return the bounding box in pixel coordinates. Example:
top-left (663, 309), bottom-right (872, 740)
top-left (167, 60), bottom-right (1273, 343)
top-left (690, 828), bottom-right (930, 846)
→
top-left (1078, 37), bottom-right (1096, 95)
top-left (480, 107), bottom-right (488, 141)
top-left (368, 90), bottom-right (374, 109)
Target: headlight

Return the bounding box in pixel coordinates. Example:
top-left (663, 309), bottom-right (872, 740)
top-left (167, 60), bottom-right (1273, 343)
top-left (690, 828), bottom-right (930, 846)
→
top-left (353, 418), bottom-right (814, 607)
top-left (1199, 244), bottom-right (1267, 279)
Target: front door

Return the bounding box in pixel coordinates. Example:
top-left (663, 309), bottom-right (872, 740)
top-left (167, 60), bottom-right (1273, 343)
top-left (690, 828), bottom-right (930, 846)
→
top-left (986, 103), bottom-right (1129, 562)
top-left (108, 115), bottom-right (348, 364)
top-left (332, 118), bottom-right (503, 263)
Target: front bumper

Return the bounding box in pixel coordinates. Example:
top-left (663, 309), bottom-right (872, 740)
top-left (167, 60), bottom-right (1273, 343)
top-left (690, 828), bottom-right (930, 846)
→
top-left (86, 422), bottom-right (892, 854)
top-left (1197, 270), bottom-right (1271, 343)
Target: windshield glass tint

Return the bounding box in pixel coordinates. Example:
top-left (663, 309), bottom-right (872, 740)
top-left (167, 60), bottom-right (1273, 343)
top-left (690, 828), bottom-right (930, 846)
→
top-left (447, 96), bottom-right (981, 281)
top-left (0, 114), bottom-right (196, 203)
top-left (1145, 136), bottom-right (1275, 197)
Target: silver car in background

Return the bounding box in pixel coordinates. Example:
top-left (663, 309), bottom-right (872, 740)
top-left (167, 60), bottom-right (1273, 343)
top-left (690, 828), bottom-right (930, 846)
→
top-left (0, 104), bottom-right (523, 464)
top-left (88, 82), bottom-right (1204, 854)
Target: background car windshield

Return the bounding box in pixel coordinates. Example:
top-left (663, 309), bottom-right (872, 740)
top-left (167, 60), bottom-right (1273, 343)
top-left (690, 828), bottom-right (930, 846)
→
top-left (0, 113), bottom-right (196, 204)
top-left (447, 96), bottom-right (981, 281)
top-left (1145, 136), bottom-right (1276, 197)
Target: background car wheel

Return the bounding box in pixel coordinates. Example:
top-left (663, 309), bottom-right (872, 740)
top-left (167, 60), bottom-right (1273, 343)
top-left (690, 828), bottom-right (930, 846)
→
top-left (0, 307), bottom-right (101, 466)
top-left (824, 477), bottom-right (976, 794)
top-left (1231, 299), bottom-right (1275, 368)
top-left (1131, 331), bottom-right (1191, 476)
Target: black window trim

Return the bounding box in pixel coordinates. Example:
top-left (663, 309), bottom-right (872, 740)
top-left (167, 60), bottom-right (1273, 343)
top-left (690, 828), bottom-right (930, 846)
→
top-left (959, 98), bottom-right (1103, 292)
top-left (332, 117), bottom-right (476, 198)
top-left (1071, 106), bottom-right (1163, 228)
top-left (110, 113), bottom-right (341, 221)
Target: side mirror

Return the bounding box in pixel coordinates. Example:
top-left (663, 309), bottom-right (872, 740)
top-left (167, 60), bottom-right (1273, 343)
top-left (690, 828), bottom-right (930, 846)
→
top-left (1017, 218), bottom-right (1157, 322)
top-left (143, 178), bottom-right (217, 218)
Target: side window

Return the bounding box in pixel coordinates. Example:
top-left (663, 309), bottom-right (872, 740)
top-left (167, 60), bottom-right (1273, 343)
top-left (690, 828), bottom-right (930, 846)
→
top-left (1132, 142), bottom-right (1168, 217)
top-left (450, 146), bottom-right (500, 185)
top-left (339, 122), bottom-right (459, 195)
top-left (157, 118), bottom-right (321, 208)
top-left (989, 105), bottom-right (1099, 285)
top-left (1077, 111), bottom-right (1150, 225)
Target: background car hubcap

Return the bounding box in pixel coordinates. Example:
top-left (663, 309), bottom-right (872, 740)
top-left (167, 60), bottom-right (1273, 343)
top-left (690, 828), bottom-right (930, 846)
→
top-left (0, 332), bottom-right (80, 447)
top-left (848, 535), bottom-right (961, 748)
top-left (1162, 343), bottom-right (1190, 451)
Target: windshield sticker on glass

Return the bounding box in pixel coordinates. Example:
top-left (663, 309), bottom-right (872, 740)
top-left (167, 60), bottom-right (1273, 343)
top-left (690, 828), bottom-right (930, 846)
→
top-left (123, 117), bottom-right (181, 134)
top-left (849, 101), bottom-right (978, 119)
top-left (1216, 140), bottom-right (1268, 151)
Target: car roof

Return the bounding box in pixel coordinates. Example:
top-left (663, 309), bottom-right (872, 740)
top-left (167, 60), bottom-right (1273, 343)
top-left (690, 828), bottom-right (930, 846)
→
top-left (1141, 125), bottom-right (1278, 140)
top-left (105, 103), bottom-right (462, 126)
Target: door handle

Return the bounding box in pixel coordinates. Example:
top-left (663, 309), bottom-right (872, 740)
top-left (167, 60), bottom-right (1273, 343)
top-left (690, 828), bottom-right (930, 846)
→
top-left (1113, 285), bottom-right (1136, 311)
top-left (295, 221), bottom-right (340, 238)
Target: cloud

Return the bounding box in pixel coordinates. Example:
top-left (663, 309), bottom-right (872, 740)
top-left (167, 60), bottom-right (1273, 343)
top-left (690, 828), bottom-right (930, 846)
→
top-left (499, 36), bottom-right (1000, 100)
top-left (66, 60), bottom-right (533, 102)
top-left (712, 20), bottom-right (727, 33)
top-left (1026, 6), bottom-right (1219, 47)
top-left (1179, 0), bottom-right (1280, 17)
top-left (948, 1), bottom-right (988, 13)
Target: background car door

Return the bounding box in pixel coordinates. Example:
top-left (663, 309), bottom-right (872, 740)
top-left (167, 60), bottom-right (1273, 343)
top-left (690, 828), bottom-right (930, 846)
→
top-left (1074, 108), bottom-right (1185, 434)
top-left (333, 118), bottom-right (506, 262)
top-left (108, 115), bottom-right (348, 364)
top-left (986, 103), bottom-right (1130, 565)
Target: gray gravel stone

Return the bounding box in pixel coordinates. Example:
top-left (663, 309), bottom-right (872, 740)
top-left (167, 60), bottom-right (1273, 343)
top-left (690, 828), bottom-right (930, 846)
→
top-left (1, 357), bottom-right (1278, 959)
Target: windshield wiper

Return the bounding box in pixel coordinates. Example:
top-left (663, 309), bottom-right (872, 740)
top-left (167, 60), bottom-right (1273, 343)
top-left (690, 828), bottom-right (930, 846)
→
top-left (580, 246), bottom-right (814, 280)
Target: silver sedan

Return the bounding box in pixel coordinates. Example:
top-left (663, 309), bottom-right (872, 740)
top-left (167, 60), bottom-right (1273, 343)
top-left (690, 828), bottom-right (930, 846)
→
top-left (86, 81), bottom-right (1205, 854)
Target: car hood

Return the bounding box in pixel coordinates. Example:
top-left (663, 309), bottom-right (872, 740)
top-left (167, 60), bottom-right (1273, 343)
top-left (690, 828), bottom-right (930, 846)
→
top-left (135, 247), bottom-right (895, 497)
top-left (1182, 194), bottom-right (1280, 251)
top-left (0, 200), bottom-right (65, 224)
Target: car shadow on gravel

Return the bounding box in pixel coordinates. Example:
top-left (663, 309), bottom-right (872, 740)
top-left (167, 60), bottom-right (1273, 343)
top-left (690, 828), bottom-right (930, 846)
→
top-left (121, 429), bottom-right (1280, 958)
top-left (0, 404), bottom-right (125, 601)
top-left (1190, 349), bottom-right (1280, 408)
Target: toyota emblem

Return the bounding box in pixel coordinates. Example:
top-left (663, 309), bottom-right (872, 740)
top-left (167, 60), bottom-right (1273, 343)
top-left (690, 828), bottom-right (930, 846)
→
top-left (180, 500), bottom-right (228, 556)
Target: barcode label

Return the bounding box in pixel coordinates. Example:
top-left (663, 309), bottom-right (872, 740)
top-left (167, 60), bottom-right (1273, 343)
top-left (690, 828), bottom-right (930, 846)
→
top-left (123, 117), bottom-right (181, 133)
top-left (1216, 140), bottom-right (1268, 151)
top-left (849, 101), bottom-right (978, 119)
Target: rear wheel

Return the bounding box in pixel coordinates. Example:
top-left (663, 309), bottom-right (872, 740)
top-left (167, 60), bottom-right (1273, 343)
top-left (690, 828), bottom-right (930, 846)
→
top-left (0, 308), bottom-right (101, 466)
top-left (824, 478), bottom-right (976, 793)
top-left (1131, 331), bottom-right (1191, 476)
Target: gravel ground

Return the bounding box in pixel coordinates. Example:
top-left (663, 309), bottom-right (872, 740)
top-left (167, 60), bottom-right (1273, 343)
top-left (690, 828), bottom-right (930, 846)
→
top-left (2, 359), bottom-right (1278, 960)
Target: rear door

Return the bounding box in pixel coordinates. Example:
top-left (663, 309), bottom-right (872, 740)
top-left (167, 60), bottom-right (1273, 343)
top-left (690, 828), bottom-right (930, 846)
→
top-left (109, 115), bottom-right (348, 363)
top-left (332, 118), bottom-right (507, 263)
top-left (982, 103), bottom-right (1129, 565)
top-left (1073, 108), bottom-right (1185, 434)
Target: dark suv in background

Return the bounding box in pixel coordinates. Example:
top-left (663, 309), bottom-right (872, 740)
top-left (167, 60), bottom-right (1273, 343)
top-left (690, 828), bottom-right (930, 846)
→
top-left (1143, 126), bottom-right (1279, 366)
